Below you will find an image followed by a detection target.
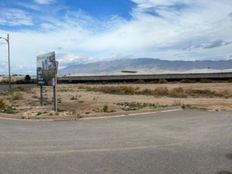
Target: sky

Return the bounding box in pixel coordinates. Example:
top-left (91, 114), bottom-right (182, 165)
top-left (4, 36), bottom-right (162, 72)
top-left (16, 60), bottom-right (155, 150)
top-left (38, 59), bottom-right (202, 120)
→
top-left (0, 0), bottom-right (232, 74)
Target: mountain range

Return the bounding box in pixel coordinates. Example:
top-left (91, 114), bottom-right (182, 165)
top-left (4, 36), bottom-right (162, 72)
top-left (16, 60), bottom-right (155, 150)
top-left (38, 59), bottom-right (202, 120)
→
top-left (60, 58), bottom-right (232, 75)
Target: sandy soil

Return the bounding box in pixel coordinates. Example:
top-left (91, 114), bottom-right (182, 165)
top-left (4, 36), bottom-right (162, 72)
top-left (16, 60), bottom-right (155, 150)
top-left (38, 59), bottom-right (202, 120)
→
top-left (0, 83), bottom-right (231, 119)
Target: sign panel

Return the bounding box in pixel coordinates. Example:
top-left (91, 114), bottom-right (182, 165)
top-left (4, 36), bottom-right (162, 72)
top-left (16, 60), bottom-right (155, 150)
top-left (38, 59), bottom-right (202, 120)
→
top-left (37, 52), bottom-right (57, 86)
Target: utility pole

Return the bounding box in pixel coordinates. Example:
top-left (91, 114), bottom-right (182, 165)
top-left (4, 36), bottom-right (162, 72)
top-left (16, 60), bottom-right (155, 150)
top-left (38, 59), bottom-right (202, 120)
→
top-left (0, 34), bottom-right (11, 89)
top-left (7, 34), bottom-right (11, 89)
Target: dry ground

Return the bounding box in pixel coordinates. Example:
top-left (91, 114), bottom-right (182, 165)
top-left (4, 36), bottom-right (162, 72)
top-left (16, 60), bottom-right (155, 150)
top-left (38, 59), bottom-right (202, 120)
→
top-left (0, 82), bottom-right (232, 119)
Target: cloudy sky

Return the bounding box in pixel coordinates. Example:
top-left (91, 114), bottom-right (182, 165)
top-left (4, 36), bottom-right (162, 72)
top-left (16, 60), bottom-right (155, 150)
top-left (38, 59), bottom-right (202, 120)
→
top-left (0, 0), bottom-right (232, 74)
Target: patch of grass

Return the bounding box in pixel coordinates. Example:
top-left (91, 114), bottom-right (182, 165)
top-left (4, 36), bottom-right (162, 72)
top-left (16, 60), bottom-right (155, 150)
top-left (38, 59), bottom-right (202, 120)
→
top-left (3, 106), bottom-right (17, 114)
top-left (76, 113), bottom-right (82, 119)
top-left (116, 102), bottom-right (164, 111)
top-left (57, 108), bottom-right (65, 112)
top-left (71, 110), bottom-right (82, 119)
top-left (139, 87), bottom-right (169, 96)
top-left (12, 93), bottom-right (23, 100)
top-left (172, 100), bottom-right (182, 106)
top-left (80, 85), bottom-right (231, 98)
top-left (58, 88), bottom-right (74, 92)
top-left (0, 100), bottom-right (17, 114)
top-left (7, 87), bottom-right (27, 94)
top-left (199, 79), bottom-right (214, 83)
top-left (85, 86), bottom-right (139, 95)
top-left (185, 89), bottom-right (216, 98)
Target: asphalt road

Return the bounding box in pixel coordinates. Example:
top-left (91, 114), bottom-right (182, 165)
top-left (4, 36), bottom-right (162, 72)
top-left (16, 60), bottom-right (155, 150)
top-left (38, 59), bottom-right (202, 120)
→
top-left (0, 110), bottom-right (232, 174)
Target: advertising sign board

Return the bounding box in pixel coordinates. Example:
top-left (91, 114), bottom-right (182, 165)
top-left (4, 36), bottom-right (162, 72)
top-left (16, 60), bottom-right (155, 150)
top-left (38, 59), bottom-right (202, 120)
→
top-left (37, 52), bottom-right (57, 86)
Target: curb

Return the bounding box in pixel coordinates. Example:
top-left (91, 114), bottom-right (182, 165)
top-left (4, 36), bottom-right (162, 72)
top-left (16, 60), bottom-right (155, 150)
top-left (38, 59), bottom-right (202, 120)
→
top-left (0, 108), bottom-right (183, 122)
top-left (80, 108), bottom-right (183, 121)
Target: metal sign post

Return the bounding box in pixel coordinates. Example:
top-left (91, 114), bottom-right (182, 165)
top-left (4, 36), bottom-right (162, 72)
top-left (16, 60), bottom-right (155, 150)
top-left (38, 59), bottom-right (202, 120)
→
top-left (52, 78), bottom-right (57, 112)
top-left (37, 52), bottom-right (58, 111)
top-left (37, 67), bottom-right (45, 106)
top-left (40, 85), bottom-right (43, 106)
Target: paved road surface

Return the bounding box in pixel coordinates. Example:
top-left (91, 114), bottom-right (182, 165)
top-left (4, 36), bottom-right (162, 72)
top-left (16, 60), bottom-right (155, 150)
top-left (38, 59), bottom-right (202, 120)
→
top-left (0, 110), bottom-right (232, 174)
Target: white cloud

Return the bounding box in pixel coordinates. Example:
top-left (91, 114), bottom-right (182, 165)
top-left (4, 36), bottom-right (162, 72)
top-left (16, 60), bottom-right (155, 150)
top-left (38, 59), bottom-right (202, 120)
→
top-left (1, 0), bottom-right (232, 74)
top-left (34, 0), bottom-right (54, 5)
top-left (0, 8), bottom-right (33, 26)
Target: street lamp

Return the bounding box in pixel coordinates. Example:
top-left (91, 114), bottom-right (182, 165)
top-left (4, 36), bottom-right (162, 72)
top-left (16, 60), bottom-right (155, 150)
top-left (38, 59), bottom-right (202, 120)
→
top-left (0, 34), bottom-right (11, 89)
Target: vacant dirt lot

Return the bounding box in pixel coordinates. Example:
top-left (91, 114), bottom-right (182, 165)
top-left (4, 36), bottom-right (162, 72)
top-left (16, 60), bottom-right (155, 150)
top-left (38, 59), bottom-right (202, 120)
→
top-left (0, 83), bottom-right (232, 119)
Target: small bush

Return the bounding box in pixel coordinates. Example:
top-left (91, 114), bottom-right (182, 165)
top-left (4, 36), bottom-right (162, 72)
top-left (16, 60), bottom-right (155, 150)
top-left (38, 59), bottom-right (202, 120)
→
top-left (221, 90), bottom-right (231, 98)
top-left (37, 112), bottom-right (42, 116)
top-left (134, 79), bottom-right (145, 84)
top-left (181, 104), bottom-right (192, 109)
top-left (57, 108), bottom-right (65, 112)
top-left (169, 87), bottom-right (186, 98)
top-left (158, 79), bottom-right (168, 84)
top-left (0, 100), bottom-right (5, 109)
top-left (24, 75), bottom-right (31, 83)
top-left (58, 98), bottom-right (62, 103)
top-left (103, 105), bottom-right (109, 112)
top-left (70, 96), bottom-right (78, 100)
top-left (154, 87), bottom-right (169, 96)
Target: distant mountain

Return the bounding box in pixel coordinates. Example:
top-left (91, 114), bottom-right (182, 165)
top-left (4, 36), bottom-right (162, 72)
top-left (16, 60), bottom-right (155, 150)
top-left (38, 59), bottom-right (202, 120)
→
top-left (59, 58), bottom-right (232, 75)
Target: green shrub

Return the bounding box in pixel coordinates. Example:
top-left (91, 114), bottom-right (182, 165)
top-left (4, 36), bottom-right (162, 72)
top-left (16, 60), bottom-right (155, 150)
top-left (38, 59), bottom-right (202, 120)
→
top-left (4, 106), bottom-right (16, 114)
top-left (0, 100), bottom-right (5, 109)
top-left (70, 96), bottom-right (78, 100)
top-left (57, 108), bottom-right (65, 112)
top-left (103, 105), bottom-right (109, 112)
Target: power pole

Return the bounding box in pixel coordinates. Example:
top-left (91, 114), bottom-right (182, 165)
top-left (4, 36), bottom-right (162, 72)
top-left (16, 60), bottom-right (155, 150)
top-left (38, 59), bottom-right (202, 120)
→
top-left (0, 34), bottom-right (11, 89)
top-left (7, 34), bottom-right (11, 89)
